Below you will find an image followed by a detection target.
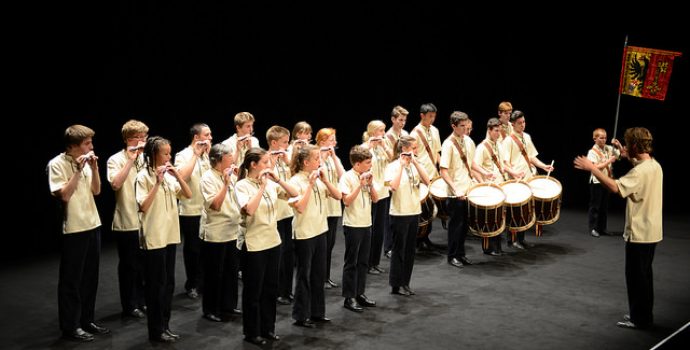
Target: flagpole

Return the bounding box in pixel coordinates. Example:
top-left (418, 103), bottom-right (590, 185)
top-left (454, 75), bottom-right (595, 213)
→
top-left (613, 35), bottom-right (629, 141)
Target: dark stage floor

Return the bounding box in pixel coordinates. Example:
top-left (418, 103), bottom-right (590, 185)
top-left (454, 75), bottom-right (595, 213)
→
top-left (1, 209), bottom-right (688, 349)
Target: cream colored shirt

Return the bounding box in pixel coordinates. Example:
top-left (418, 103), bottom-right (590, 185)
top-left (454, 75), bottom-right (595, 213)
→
top-left (289, 171), bottom-right (329, 240)
top-left (234, 178), bottom-right (283, 251)
top-left (273, 157), bottom-right (294, 220)
top-left (384, 128), bottom-right (409, 151)
top-left (321, 156), bottom-right (343, 217)
top-left (502, 132), bottom-right (538, 180)
top-left (135, 170), bottom-right (183, 250)
top-left (587, 145), bottom-right (620, 184)
top-left (474, 139), bottom-right (504, 181)
top-left (48, 153), bottom-right (102, 234)
top-left (498, 123), bottom-right (514, 143)
top-left (222, 134), bottom-right (260, 167)
top-left (368, 144), bottom-right (390, 199)
top-left (412, 124), bottom-right (441, 178)
top-left (107, 150), bottom-right (144, 231)
top-left (616, 158), bottom-right (663, 243)
top-left (339, 170), bottom-right (373, 227)
top-left (385, 160), bottom-right (422, 216)
top-left (440, 134), bottom-right (476, 195)
top-left (200, 168), bottom-right (240, 242)
top-left (174, 146), bottom-right (211, 216)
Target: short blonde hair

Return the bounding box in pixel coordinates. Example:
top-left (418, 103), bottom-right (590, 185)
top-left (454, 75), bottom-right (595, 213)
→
top-left (266, 125), bottom-right (290, 144)
top-left (391, 105), bottom-right (409, 118)
top-left (498, 101), bottom-right (513, 112)
top-left (234, 112), bottom-right (255, 128)
top-left (592, 128), bottom-right (607, 139)
top-left (121, 120), bottom-right (149, 142)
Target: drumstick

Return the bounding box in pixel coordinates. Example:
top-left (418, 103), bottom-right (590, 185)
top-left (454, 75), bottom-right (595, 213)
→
top-left (545, 160), bottom-right (555, 180)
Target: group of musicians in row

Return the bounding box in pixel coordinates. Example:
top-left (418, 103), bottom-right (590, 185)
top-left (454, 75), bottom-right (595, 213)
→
top-left (47, 101), bottom-right (556, 345)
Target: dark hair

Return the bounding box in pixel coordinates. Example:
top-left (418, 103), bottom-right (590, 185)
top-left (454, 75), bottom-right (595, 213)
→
top-left (238, 147), bottom-right (267, 180)
top-left (449, 111), bottom-right (469, 126)
top-left (510, 110), bottom-right (525, 123)
top-left (349, 145), bottom-right (372, 166)
top-left (487, 118), bottom-right (501, 129)
top-left (420, 103), bottom-right (438, 114)
top-left (189, 123), bottom-right (209, 140)
top-left (290, 144), bottom-right (318, 175)
top-left (64, 124), bottom-right (95, 148)
top-left (143, 136), bottom-right (170, 175)
top-left (624, 127), bottom-right (653, 157)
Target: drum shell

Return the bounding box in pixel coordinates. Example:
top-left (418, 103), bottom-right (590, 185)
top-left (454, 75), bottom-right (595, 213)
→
top-left (466, 183), bottom-right (506, 238)
top-left (528, 176), bottom-right (562, 225)
top-left (500, 180), bottom-right (536, 231)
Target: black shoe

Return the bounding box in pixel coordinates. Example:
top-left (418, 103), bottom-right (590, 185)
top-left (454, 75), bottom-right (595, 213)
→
top-left (62, 328), bottom-right (94, 342)
top-left (244, 336), bottom-right (266, 345)
top-left (373, 265), bottom-right (385, 273)
top-left (150, 332), bottom-right (177, 343)
top-left (441, 219), bottom-right (448, 230)
top-left (391, 286), bottom-right (411, 296)
top-left (459, 256), bottom-right (473, 265)
top-left (186, 288), bottom-right (200, 299)
top-left (368, 267), bottom-right (380, 275)
top-left (124, 308), bottom-right (146, 319)
top-left (293, 319), bottom-right (316, 328)
top-left (519, 240), bottom-right (534, 248)
top-left (484, 251), bottom-right (501, 256)
top-left (288, 293), bottom-right (294, 301)
top-left (449, 258), bottom-right (464, 268)
top-left (402, 285), bottom-right (416, 295)
top-left (203, 313), bottom-right (222, 322)
top-left (165, 329), bottom-right (180, 339)
top-left (82, 322), bottom-right (110, 335)
top-left (616, 320), bottom-right (639, 329)
top-left (511, 242), bottom-right (525, 250)
top-left (327, 279), bottom-right (339, 288)
top-left (623, 314), bottom-right (631, 321)
top-left (312, 316), bottom-right (331, 323)
top-left (356, 294), bottom-right (376, 307)
top-left (277, 296), bottom-right (292, 305)
top-left (344, 297), bottom-right (364, 312)
top-left (263, 332), bottom-right (280, 341)
top-left (384, 250), bottom-right (392, 259)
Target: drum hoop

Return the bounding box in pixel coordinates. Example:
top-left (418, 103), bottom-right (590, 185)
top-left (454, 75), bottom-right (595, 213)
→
top-left (528, 175), bottom-right (562, 201)
top-left (428, 176), bottom-right (451, 199)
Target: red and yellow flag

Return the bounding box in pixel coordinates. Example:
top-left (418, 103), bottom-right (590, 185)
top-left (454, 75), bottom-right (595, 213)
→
top-left (619, 46), bottom-right (682, 101)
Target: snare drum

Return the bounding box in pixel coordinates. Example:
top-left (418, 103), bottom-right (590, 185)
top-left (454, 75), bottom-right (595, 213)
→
top-left (500, 180), bottom-right (535, 231)
top-left (527, 176), bottom-right (562, 225)
top-left (467, 183), bottom-right (506, 237)
top-left (418, 183), bottom-right (437, 229)
top-left (427, 177), bottom-right (451, 221)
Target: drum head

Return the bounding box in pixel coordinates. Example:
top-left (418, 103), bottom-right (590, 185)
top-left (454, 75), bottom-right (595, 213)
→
top-left (528, 176), bottom-right (562, 200)
top-left (467, 183), bottom-right (505, 207)
top-left (429, 177), bottom-right (453, 199)
top-left (501, 181), bottom-right (532, 204)
top-left (418, 183), bottom-right (429, 202)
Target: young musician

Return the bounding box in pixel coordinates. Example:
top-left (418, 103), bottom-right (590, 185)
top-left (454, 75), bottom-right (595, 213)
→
top-left (586, 128), bottom-right (620, 237)
top-left (222, 112), bottom-right (261, 167)
top-left (136, 136), bottom-right (192, 343)
top-left (174, 123), bottom-right (212, 299)
top-left (106, 120), bottom-right (148, 318)
top-left (48, 125), bottom-right (109, 342)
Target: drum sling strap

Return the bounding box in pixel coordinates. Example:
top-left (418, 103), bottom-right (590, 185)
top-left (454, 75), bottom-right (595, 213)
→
top-left (450, 137), bottom-right (472, 174)
top-left (482, 140), bottom-right (506, 181)
top-left (415, 127), bottom-right (436, 165)
top-left (386, 133), bottom-right (397, 146)
top-left (591, 146), bottom-right (613, 178)
top-left (510, 134), bottom-right (535, 175)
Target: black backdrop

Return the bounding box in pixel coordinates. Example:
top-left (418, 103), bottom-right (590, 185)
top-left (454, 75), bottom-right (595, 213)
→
top-left (15, 4), bottom-right (688, 261)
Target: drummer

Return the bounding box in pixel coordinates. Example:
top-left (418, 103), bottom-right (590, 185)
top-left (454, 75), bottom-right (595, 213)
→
top-left (472, 118), bottom-right (523, 256)
top-left (439, 111), bottom-right (477, 268)
top-left (502, 110), bottom-right (554, 248)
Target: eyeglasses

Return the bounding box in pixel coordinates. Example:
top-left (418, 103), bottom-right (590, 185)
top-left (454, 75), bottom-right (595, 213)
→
top-left (128, 134), bottom-right (148, 141)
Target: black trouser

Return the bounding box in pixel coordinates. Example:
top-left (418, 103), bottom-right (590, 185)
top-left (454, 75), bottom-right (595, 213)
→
top-left (180, 215), bottom-right (203, 291)
top-left (588, 183), bottom-right (610, 232)
top-left (342, 226), bottom-right (371, 298)
top-left (201, 240), bottom-right (239, 316)
top-left (447, 199), bottom-right (468, 260)
top-left (325, 216), bottom-right (340, 281)
top-left (389, 215), bottom-right (418, 288)
top-left (115, 230), bottom-right (145, 313)
top-left (241, 245), bottom-right (280, 338)
top-left (507, 230), bottom-right (527, 243)
top-left (293, 233), bottom-right (327, 321)
top-left (277, 217), bottom-right (295, 298)
top-left (143, 244), bottom-right (176, 337)
top-left (370, 197), bottom-right (390, 267)
top-left (58, 228), bottom-right (101, 332)
top-left (625, 241), bottom-right (657, 327)
top-left (483, 236), bottom-right (503, 253)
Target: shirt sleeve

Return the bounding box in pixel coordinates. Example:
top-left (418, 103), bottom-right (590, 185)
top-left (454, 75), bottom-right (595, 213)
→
top-left (439, 141), bottom-right (453, 169)
top-left (616, 167), bottom-right (640, 199)
top-left (48, 160), bottom-right (68, 194)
